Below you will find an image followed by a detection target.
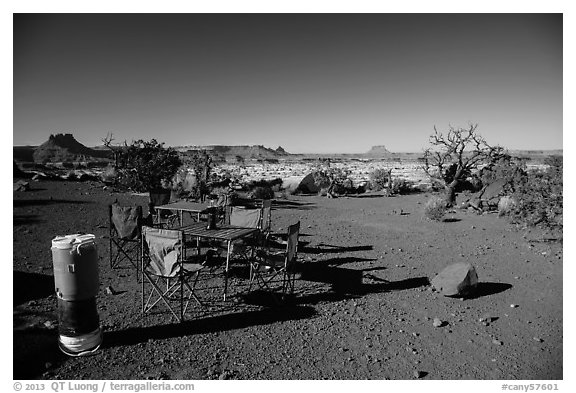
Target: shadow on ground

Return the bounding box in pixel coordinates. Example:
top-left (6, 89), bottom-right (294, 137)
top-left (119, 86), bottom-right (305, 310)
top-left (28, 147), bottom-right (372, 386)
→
top-left (14, 329), bottom-right (67, 379)
top-left (271, 200), bottom-right (317, 211)
top-left (13, 214), bottom-right (44, 226)
top-left (13, 271), bottom-right (54, 306)
top-left (14, 199), bottom-right (93, 207)
top-left (464, 282), bottom-right (513, 299)
top-left (300, 244), bottom-right (374, 254)
top-left (103, 305), bottom-right (316, 348)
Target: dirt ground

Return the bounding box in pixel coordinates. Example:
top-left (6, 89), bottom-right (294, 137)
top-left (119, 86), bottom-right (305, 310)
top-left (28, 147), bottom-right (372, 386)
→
top-left (13, 179), bottom-right (563, 380)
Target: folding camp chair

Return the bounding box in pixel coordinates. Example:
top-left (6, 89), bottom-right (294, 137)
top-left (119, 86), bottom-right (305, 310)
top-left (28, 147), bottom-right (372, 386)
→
top-left (248, 221), bottom-right (300, 303)
top-left (149, 189), bottom-right (178, 228)
top-left (225, 206), bottom-right (265, 261)
top-left (141, 226), bottom-right (206, 322)
top-left (109, 203), bottom-right (144, 278)
top-left (259, 199), bottom-right (273, 245)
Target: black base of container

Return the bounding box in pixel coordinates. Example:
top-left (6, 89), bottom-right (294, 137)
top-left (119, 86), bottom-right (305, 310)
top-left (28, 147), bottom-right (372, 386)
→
top-left (58, 328), bottom-right (102, 357)
top-left (57, 297), bottom-right (100, 337)
top-left (57, 297), bottom-right (102, 356)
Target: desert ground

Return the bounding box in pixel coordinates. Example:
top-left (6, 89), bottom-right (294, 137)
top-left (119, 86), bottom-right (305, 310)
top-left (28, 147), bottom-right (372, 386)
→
top-left (13, 179), bottom-right (562, 380)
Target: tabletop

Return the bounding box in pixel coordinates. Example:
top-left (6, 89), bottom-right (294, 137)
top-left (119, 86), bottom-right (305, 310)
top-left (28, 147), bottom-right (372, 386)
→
top-left (180, 222), bottom-right (259, 241)
top-left (154, 201), bottom-right (211, 213)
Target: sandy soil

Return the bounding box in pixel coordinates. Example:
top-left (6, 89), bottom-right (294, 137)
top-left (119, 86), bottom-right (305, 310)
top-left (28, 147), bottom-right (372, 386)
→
top-left (13, 179), bottom-right (562, 380)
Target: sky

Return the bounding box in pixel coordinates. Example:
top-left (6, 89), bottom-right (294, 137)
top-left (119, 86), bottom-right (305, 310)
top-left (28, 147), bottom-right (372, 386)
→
top-left (12, 13), bottom-right (563, 154)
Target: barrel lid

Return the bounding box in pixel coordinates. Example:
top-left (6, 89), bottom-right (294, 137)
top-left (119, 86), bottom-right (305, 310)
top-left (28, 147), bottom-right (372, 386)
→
top-left (52, 234), bottom-right (95, 249)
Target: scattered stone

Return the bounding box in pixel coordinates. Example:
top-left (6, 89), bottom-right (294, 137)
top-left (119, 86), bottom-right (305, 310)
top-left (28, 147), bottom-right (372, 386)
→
top-left (433, 318), bottom-right (445, 328)
top-left (431, 262), bottom-right (478, 297)
top-left (219, 371), bottom-right (233, 380)
top-left (43, 320), bottom-right (56, 329)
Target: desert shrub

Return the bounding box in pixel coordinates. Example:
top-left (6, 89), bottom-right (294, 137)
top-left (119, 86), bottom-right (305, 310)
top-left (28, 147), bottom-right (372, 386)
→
top-left (391, 178), bottom-right (416, 195)
top-left (249, 186), bottom-right (275, 200)
top-left (369, 168), bottom-right (391, 191)
top-left (479, 154), bottom-right (526, 191)
top-left (424, 196), bottom-right (447, 221)
top-left (248, 178), bottom-right (283, 190)
top-left (115, 139), bottom-right (181, 192)
top-left (508, 164), bottom-right (562, 231)
top-left (498, 196), bottom-right (517, 217)
top-left (482, 154), bottom-right (563, 232)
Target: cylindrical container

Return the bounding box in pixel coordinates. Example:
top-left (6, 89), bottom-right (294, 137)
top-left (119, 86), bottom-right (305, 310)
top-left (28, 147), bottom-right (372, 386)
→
top-left (51, 234), bottom-right (102, 356)
top-left (206, 207), bottom-right (218, 230)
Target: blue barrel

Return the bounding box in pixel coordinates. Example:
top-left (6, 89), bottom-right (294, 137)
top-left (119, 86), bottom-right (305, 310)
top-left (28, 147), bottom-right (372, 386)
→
top-left (51, 234), bottom-right (102, 356)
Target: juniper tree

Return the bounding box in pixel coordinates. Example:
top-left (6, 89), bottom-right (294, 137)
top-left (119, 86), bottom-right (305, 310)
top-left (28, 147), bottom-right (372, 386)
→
top-left (423, 124), bottom-right (504, 207)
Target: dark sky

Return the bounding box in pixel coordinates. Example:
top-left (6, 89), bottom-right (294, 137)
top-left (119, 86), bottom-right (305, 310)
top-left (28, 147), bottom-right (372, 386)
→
top-left (13, 14), bottom-right (562, 153)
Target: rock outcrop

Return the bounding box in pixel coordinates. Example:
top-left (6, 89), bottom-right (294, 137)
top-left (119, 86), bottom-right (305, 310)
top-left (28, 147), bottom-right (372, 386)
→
top-left (364, 145), bottom-right (392, 157)
top-left (32, 134), bottom-right (111, 163)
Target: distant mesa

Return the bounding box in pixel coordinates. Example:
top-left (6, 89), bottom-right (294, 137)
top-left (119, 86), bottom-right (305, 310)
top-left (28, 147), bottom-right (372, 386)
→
top-left (365, 145), bottom-right (392, 156)
top-left (275, 146), bottom-right (288, 155)
top-left (30, 133), bottom-right (111, 163)
top-left (175, 144), bottom-right (291, 162)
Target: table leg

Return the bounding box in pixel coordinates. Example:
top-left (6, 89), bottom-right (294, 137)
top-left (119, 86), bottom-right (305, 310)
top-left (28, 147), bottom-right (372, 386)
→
top-left (224, 240), bottom-right (231, 301)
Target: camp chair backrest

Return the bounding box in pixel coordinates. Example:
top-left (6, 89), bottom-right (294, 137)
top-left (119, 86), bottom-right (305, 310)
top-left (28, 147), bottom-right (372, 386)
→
top-left (216, 193), bottom-right (229, 207)
top-left (260, 199), bottom-right (272, 232)
top-left (142, 226), bottom-right (183, 278)
top-left (229, 207), bottom-right (262, 228)
top-left (285, 221), bottom-right (300, 268)
top-left (111, 204), bottom-right (142, 240)
top-left (149, 189), bottom-right (171, 207)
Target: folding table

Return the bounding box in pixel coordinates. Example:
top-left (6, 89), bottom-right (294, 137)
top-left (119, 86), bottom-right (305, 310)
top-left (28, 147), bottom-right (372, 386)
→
top-left (180, 222), bottom-right (260, 300)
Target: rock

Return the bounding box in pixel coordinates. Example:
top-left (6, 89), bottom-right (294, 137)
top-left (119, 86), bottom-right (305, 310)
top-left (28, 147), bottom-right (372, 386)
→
top-left (431, 262), bottom-right (478, 297)
top-left (43, 320), bottom-right (56, 329)
top-left (510, 304), bottom-right (519, 308)
top-left (433, 318), bottom-right (445, 327)
top-left (219, 371), bottom-right (231, 380)
top-left (413, 370), bottom-right (426, 378)
top-left (105, 286), bottom-right (116, 295)
top-left (13, 180), bottom-right (30, 192)
top-left (533, 337), bottom-right (543, 343)
top-left (492, 339), bottom-right (503, 346)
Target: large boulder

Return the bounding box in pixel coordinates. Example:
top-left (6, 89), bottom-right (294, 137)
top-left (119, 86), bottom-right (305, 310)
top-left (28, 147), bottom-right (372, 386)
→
top-left (479, 179), bottom-right (508, 209)
top-left (431, 262), bottom-right (478, 297)
top-left (296, 172), bottom-right (330, 194)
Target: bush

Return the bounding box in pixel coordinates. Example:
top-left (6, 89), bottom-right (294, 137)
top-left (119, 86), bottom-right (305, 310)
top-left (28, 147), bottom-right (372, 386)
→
top-left (498, 196), bottom-right (517, 217)
top-left (249, 186), bottom-right (274, 200)
top-left (115, 139), bottom-right (181, 192)
top-left (369, 168), bottom-right (391, 191)
top-left (482, 154), bottom-right (562, 232)
top-left (424, 196), bottom-right (447, 221)
top-left (248, 178), bottom-right (283, 189)
top-left (391, 178), bottom-right (416, 195)
top-left (479, 154), bottom-right (526, 191)
top-left (509, 164), bottom-right (562, 231)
